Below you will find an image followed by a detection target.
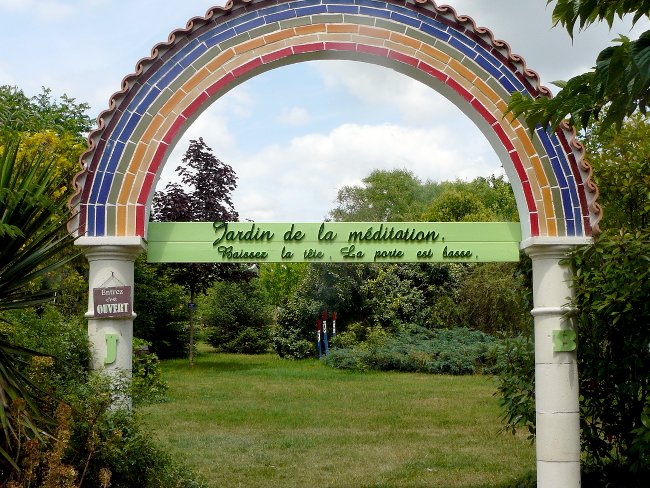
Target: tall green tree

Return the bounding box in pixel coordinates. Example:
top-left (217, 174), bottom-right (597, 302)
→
top-left (329, 169), bottom-right (440, 222)
top-left (508, 1), bottom-right (650, 132)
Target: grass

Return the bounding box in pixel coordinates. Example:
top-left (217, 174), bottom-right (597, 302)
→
top-left (141, 350), bottom-right (535, 487)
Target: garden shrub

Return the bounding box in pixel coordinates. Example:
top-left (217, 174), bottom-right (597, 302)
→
top-left (132, 338), bottom-right (168, 406)
top-left (204, 279), bottom-right (272, 354)
top-left (272, 326), bottom-right (313, 359)
top-left (327, 326), bottom-right (497, 375)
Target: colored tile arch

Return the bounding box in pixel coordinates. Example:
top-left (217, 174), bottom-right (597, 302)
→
top-left (69, 0), bottom-right (601, 240)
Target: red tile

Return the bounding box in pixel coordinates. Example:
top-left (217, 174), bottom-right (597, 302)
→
top-left (387, 50), bottom-right (418, 67)
top-left (262, 47), bottom-right (293, 64)
top-left (292, 42), bottom-right (324, 55)
top-left (181, 91), bottom-right (209, 119)
top-left (530, 212), bottom-right (540, 237)
top-left (206, 72), bottom-right (235, 97)
top-left (232, 57), bottom-right (263, 78)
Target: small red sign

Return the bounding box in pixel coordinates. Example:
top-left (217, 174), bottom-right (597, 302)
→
top-left (93, 286), bottom-right (132, 318)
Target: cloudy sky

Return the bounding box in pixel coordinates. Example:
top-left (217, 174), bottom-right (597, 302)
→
top-left (1, 1), bottom-right (647, 221)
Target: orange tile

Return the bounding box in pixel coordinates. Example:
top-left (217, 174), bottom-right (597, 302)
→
top-left (546, 218), bottom-right (558, 237)
top-left (141, 114), bottom-right (164, 144)
top-left (542, 186), bottom-right (554, 218)
top-left (118, 173), bottom-right (136, 205)
top-left (160, 88), bottom-right (187, 117)
top-left (530, 156), bottom-right (549, 188)
top-left (389, 32), bottom-right (421, 50)
top-left (449, 59), bottom-right (476, 83)
top-left (472, 78), bottom-right (501, 105)
top-left (326, 24), bottom-right (358, 34)
top-left (264, 29), bottom-right (295, 44)
top-left (515, 127), bottom-right (537, 157)
top-left (358, 25), bottom-right (391, 40)
top-left (295, 23), bottom-right (326, 35)
top-left (233, 36), bottom-right (266, 54)
top-left (117, 205), bottom-right (127, 236)
top-left (205, 49), bottom-right (235, 72)
top-left (419, 43), bottom-right (451, 64)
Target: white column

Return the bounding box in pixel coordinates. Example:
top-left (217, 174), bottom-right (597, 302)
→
top-left (77, 237), bottom-right (145, 374)
top-left (525, 242), bottom-right (581, 488)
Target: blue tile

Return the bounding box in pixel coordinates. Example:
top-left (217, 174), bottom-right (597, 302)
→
top-left (449, 37), bottom-right (476, 58)
top-left (265, 10), bottom-right (297, 23)
top-left (234, 16), bottom-right (266, 34)
top-left (157, 62), bottom-right (185, 88)
top-left (203, 28), bottom-right (236, 48)
top-left (290, 0), bottom-right (322, 8)
top-left (390, 11), bottom-right (421, 29)
top-left (135, 86), bottom-right (162, 116)
top-left (498, 75), bottom-right (516, 94)
top-left (359, 6), bottom-right (390, 19)
top-left (420, 22), bottom-right (450, 42)
top-left (475, 55), bottom-right (501, 79)
top-left (87, 205), bottom-right (95, 236)
top-left (118, 115), bottom-right (138, 143)
top-left (95, 206), bottom-right (105, 236)
top-left (106, 141), bottom-right (125, 173)
top-left (327, 5), bottom-right (359, 13)
top-left (179, 42), bottom-right (208, 68)
top-left (297, 5), bottom-right (328, 15)
top-left (259, 4), bottom-right (293, 15)
top-left (355, 0), bottom-right (386, 7)
top-left (566, 219), bottom-right (575, 236)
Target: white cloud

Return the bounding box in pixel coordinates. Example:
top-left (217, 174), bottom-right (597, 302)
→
top-left (231, 122), bottom-right (500, 222)
top-left (317, 62), bottom-right (457, 125)
top-left (277, 106), bottom-right (310, 126)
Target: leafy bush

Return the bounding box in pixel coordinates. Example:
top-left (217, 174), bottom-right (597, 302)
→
top-left (327, 326), bottom-right (497, 375)
top-left (204, 279), bottom-right (272, 354)
top-left (272, 326), bottom-right (314, 359)
top-left (3, 374), bottom-right (205, 487)
top-left (4, 305), bottom-right (90, 389)
top-left (492, 334), bottom-right (535, 439)
top-left (132, 338), bottom-right (168, 406)
top-left (134, 254), bottom-right (189, 359)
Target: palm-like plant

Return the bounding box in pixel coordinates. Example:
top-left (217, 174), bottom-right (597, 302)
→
top-left (0, 134), bottom-right (78, 469)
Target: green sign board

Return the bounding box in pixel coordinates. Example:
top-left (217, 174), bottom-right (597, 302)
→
top-left (147, 222), bottom-right (522, 263)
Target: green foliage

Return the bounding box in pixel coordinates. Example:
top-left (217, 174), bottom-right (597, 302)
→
top-left (0, 85), bottom-right (91, 139)
top-left (583, 113), bottom-right (650, 231)
top-left (204, 279), bottom-right (272, 354)
top-left (509, 3), bottom-right (650, 132)
top-left (548, 0), bottom-right (649, 34)
top-left (134, 254), bottom-right (189, 359)
top-left (0, 133), bottom-right (79, 470)
top-left (4, 305), bottom-right (90, 390)
top-left (570, 229), bottom-right (650, 477)
top-left (421, 176), bottom-right (519, 222)
top-left (3, 374), bottom-right (205, 487)
top-left (258, 262), bottom-right (309, 308)
top-left (454, 262), bottom-right (532, 335)
top-left (492, 335), bottom-right (536, 440)
top-left (271, 326), bottom-right (314, 359)
top-left (132, 338), bottom-right (168, 406)
top-left (329, 169), bottom-right (440, 222)
top-left (327, 326), bottom-right (497, 375)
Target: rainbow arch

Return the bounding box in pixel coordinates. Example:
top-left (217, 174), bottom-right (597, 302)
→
top-left (69, 0), bottom-right (601, 241)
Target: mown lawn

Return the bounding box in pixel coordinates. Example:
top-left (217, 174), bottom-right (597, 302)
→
top-left (141, 351), bottom-right (534, 487)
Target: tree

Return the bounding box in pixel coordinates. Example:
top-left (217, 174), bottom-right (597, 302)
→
top-left (507, 1), bottom-right (650, 132)
top-left (329, 169), bottom-right (439, 222)
top-left (204, 279), bottom-right (272, 354)
top-left (152, 138), bottom-right (249, 365)
top-left (0, 134), bottom-right (78, 472)
top-left (133, 254), bottom-right (189, 359)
